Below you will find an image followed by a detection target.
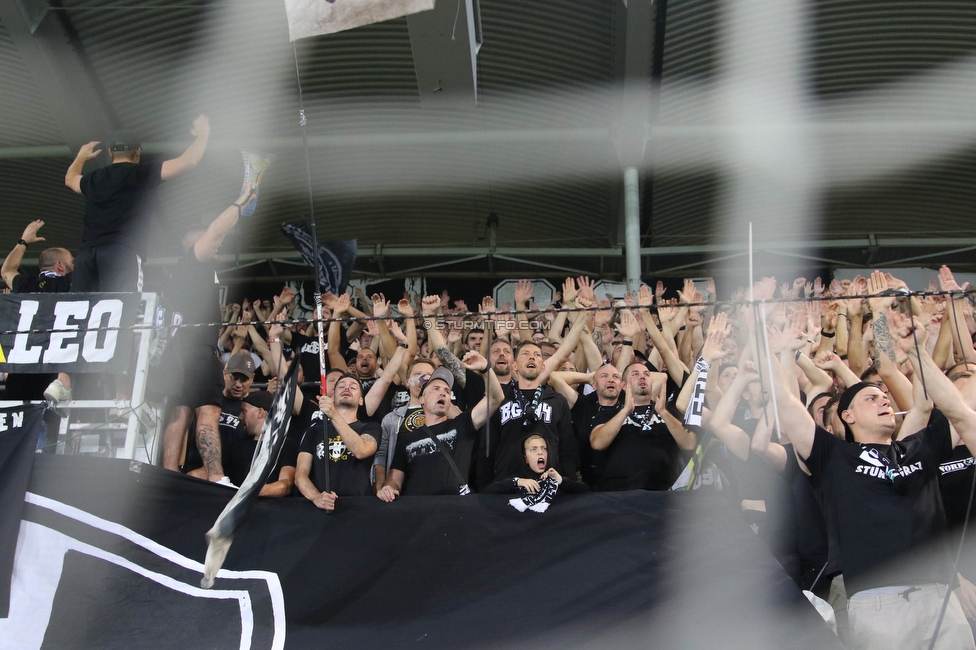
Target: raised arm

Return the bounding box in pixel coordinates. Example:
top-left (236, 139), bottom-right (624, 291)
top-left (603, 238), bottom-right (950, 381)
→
top-left (327, 294), bottom-right (350, 372)
top-left (194, 189), bottom-right (253, 261)
top-left (638, 285), bottom-right (687, 385)
top-left (2, 220), bottom-right (46, 290)
top-left (894, 313), bottom-right (972, 449)
top-left (462, 351), bottom-right (503, 429)
top-left (319, 395), bottom-right (377, 459)
top-left (653, 380), bottom-right (696, 451)
top-left (64, 141), bottom-right (101, 194)
top-left (160, 115), bottom-right (210, 181)
top-left (364, 324), bottom-right (409, 416)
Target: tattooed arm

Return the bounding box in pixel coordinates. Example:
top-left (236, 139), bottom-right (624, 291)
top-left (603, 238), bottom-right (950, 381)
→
top-left (423, 296), bottom-right (467, 388)
top-left (867, 271), bottom-right (913, 411)
top-left (195, 405), bottom-right (225, 482)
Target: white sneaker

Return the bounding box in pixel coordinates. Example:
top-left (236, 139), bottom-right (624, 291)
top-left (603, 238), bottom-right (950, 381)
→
top-left (215, 476), bottom-right (238, 489)
top-left (43, 379), bottom-right (71, 403)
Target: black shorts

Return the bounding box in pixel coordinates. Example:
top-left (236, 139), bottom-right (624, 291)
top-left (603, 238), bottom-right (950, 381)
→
top-left (72, 243), bottom-right (143, 293)
top-left (173, 343), bottom-right (224, 411)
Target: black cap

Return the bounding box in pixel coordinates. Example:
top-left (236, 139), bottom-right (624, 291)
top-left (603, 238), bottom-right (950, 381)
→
top-left (109, 130), bottom-right (141, 152)
top-left (420, 367), bottom-right (455, 396)
top-left (243, 390), bottom-right (274, 412)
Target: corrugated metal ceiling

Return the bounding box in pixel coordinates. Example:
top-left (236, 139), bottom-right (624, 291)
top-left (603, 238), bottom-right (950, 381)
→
top-left (0, 0), bottom-right (975, 280)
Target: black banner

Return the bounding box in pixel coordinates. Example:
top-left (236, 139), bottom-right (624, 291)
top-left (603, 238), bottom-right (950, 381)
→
top-left (0, 405), bottom-right (44, 617)
top-left (0, 456), bottom-right (842, 649)
top-left (0, 293), bottom-right (140, 374)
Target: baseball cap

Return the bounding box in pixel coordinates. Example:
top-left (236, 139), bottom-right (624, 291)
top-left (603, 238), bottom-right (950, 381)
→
top-left (420, 366), bottom-right (455, 396)
top-left (225, 352), bottom-right (256, 378)
top-left (109, 129), bottom-right (141, 152)
top-left (243, 390), bottom-right (274, 411)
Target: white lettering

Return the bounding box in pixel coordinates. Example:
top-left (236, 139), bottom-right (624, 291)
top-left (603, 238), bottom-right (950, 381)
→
top-left (0, 413), bottom-right (8, 431)
top-left (11, 411), bottom-right (23, 428)
top-left (83, 299), bottom-right (124, 363)
top-left (43, 301), bottom-right (89, 364)
top-left (8, 300), bottom-right (42, 364)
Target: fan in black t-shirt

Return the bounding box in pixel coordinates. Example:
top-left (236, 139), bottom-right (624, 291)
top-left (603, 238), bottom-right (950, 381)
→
top-left (589, 362), bottom-right (697, 491)
top-left (64, 117), bottom-right (210, 292)
top-left (226, 391), bottom-right (298, 497)
top-left (378, 355), bottom-right (503, 501)
top-left (773, 296), bottom-right (976, 648)
top-left (0, 220), bottom-right (75, 401)
top-left (295, 374), bottom-right (381, 510)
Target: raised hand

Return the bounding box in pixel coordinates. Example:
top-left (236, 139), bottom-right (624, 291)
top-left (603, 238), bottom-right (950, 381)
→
top-left (460, 350), bottom-right (489, 373)
top-left (77, 141), bottom-right (102, 161)
top-left (191, 114), bottom-right (210, 138)
top-left (479, 296), bottom-right (496, 314)
top-left (397, 298), bottom-right (415, 317)
top-left (577, 276), bottom-right (596, 302)
top-left (866, 270), bottom-right (895, 313)
top-left (701, 311), bottom-right (731, 364)
top-left (371, 293), bottom-right (390, 318)
top-left (20, 220), bottom-right (46, 244)
top-left (637, 284), bottom-right (653, 307)
top-left (421, 294), bottom-right (441, 317)
top-left (334, 292), bottom-right (350, 316)
top-left (388, 321), bottom-right (408, 344)
top-left (655, 281), bottom-right (666, 302)
top-left (616, 310), bottom-right (640, 340)
top-left (514, 280), bottom-right (533, 305)
top-left (939, 265), bottom-right (969, 294)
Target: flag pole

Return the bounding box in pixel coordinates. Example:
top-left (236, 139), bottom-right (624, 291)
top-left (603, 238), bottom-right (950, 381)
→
top-left (293, 41), bottom-right (331, 495)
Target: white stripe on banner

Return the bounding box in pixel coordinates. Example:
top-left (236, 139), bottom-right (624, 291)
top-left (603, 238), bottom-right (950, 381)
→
top-left (0, 493), bottom-right (286, 650)
top-left (0, 520), bottom-right (253, 650)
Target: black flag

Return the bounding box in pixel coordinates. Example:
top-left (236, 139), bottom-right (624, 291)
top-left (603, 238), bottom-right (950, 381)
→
top-left (201, 361), bottom-right (300, 588)
top-left (0, 405), bottom-right (44, 616)
top-left (281, 222), bottom-right (356, 295)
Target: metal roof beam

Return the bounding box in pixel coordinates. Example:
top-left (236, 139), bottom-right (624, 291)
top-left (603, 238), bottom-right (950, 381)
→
top-left (0, 0), bottom-right (116, 151)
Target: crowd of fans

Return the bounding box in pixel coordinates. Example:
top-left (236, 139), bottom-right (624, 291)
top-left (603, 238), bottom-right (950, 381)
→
top-left (2, 124), bottom-right (974, 648)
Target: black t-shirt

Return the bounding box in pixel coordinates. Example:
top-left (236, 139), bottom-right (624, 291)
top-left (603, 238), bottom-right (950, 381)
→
top-left (803, 410), bottom-right (955, 595)
top-left (227, 435), bottom-right (298, 489)
top-left (12, 271), bottom-right (71, 294)
top-left (783, 444), bottom-right (829, 572)
top-left (183, 394), bottom-right (243, 473)
top-left (391, 410), bottom-right (478, 496)
top-left (166, 249), bottom-right (220, 347)
top-left (593, 403), bottom-right (683, 491)
top-left (79, 160), bottom-right (164, 257)
top-left (939, 444), bottom-right (975, 530)
top-left (298, 413), bottom-right (379, 496)
top-left (490, 383), bottom-right (576, 482)
top-left (571, 391), bottom-right (621, 487)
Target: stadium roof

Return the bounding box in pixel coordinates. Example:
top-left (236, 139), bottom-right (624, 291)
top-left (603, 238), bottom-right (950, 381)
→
top-left (1, 0), bottom-right (976, 283)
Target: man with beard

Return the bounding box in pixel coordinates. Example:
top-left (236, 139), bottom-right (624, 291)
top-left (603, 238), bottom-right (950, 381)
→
top-left (550, 363), bottom-right (625, 487)
top-left (488, 340), bottom-right (515, 386)
top-left (296, 373), bottom-right (381, 511)
top-left (590, 361), bottom-right (697, 491)
top-left (485, 314), bottom-right (588, 487)
top-left (226, 390), bottom-right (298, 497)
top-left (378, 354), bottom-right (503, 500)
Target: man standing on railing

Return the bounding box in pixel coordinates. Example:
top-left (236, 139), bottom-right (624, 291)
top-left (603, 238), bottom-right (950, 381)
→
top-left (160, 190), bottom-right (254, 486)
top-left (64, 115), bottom-right (210, 293)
